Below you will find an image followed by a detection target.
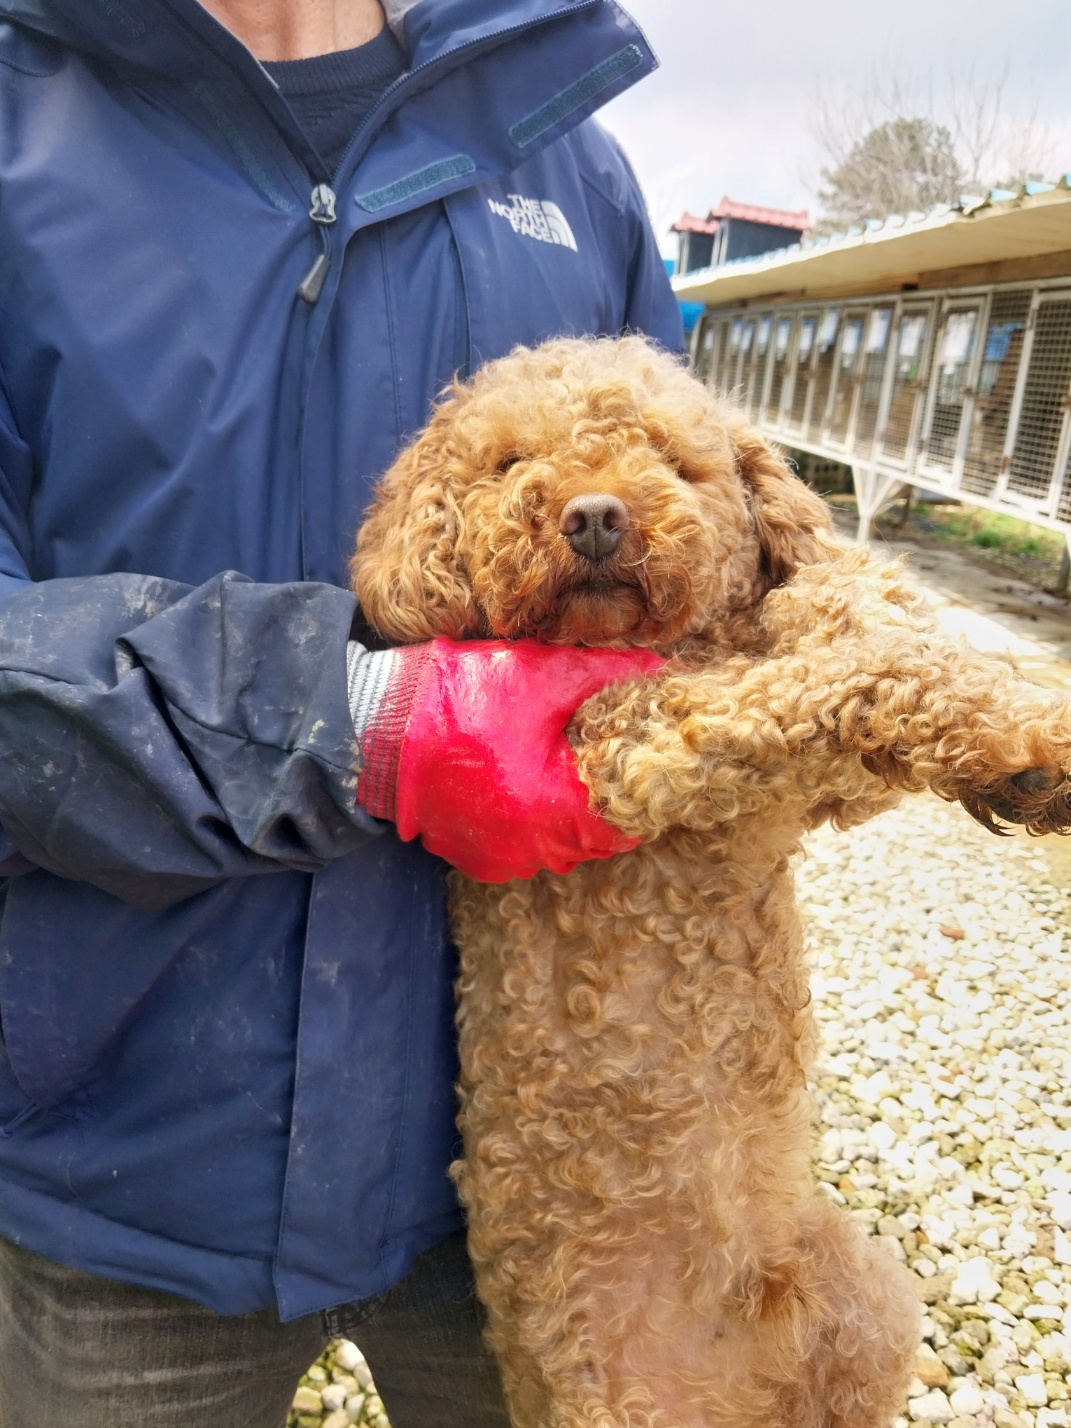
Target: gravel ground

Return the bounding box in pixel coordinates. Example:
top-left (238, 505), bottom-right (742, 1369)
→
top-left (804, 798), bottom-right (1071, 1428)
top-left (287, 1337), bottom-right (388, 1428)
top-left (289, 795), bottom-right (1071, 1428)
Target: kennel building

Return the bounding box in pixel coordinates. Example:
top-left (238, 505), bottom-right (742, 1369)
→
top-left (673, 179), bottom-right (1071, 553)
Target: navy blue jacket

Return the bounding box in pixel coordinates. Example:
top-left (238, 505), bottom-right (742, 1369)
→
top-left (0, 0), bottom-right (681, 1318)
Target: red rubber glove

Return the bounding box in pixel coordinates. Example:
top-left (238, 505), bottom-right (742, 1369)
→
top-left (352, 638), bottom-right (663, 881)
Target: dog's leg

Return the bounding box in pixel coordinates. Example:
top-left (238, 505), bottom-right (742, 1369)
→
top-left (751, 550), bottom-right (1071, 835)
top-left (573, 635), bottom-right (1071, 842)
top-left (826, 636), bottom-right (1071, 836)
top-left (761, 1198), bottom-right (920, 1428)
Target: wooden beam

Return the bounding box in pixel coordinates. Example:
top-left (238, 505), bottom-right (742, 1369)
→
top-left (915, 248), bottom-right (1071, 291)
top-left (706, 251), bottom-right (1071, 309)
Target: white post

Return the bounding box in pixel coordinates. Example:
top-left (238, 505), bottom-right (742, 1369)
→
top-left (1058, 531), bottom-right (1071, 597)
top-left (852, 465), bottom-right (874, 544)
top-left (851, 466), bottom-right (907, 545)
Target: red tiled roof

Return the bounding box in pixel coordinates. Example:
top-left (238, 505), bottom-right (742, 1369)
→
top-left (672, 197), bottom-right (811, 234)
top-left (672, 211), bottom-right (721, 235)
top-left (709, 196), bottom-right (810, 228)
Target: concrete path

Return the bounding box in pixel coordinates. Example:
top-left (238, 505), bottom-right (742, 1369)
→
top-left (846, 522), bottom-right (1071, 886)
top-left (845, 521), bottom-right (1071, 693)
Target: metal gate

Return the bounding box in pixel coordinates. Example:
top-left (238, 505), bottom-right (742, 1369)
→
top-left (1007, 293), bottom-right (1071, 513)
top-left (881, 305), bottom-right (934, 465)
top-left (827, 308), bottom-right (867, 447)
top-left (806, 309), bottom-right (840, 443)
top-left (763, 314), bottom-right (795, 426)
top-left (961, 291), bottom-right (1031, 498)
top-left (854, 306), bottom-right (894, 460)
top-left (785, 313), bottom-right (817, 436)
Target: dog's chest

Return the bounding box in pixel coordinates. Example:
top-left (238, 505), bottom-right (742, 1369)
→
top-left (449, 831), bottom-right (804, 1073)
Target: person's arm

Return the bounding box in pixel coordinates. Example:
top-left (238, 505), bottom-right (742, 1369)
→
top-left (0, 571), bottom-right (662, 906)
top-left (0, 570), bottom-right (373, 909)
top-left (0, 369), bottom-right (375, 906)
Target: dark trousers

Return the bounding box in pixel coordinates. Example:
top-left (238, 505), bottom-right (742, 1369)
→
top-left (0, 1230), bottom-right (511, 1428)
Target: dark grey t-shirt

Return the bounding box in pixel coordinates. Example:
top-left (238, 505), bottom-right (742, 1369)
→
top-left (264, 25), bottom-right (407, 177)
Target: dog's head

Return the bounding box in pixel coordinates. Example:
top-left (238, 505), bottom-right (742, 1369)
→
top-left (353, 336), bottom-right (835, 650)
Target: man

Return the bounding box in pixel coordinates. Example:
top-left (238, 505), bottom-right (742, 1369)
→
top-left (0, 0), bottom-right (682, 1422)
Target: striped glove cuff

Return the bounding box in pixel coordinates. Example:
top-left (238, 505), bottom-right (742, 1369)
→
top-left (345, 642), bottom-right (431, 822)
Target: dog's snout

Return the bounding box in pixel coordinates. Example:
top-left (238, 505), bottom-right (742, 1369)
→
top-left (559, 493), bottom-right (628, 562)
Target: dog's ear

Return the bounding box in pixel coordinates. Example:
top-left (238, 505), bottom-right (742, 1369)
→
top-left (731, 421), bottom-right (836, 590)
top-left (351, 422), bottom-right (481, 644)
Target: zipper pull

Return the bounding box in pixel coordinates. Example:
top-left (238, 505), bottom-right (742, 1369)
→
top-left (298, 184), bottom-right (338, 304)
top-left (309, 183), bottom-right (337, 225)
top-left (298, 252), bottom-right (330, 304)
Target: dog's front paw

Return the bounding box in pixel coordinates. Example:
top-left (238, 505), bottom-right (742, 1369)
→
top-left (962, 767), bottom-right (1071, 836)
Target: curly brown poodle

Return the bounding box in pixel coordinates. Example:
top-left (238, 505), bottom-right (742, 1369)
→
top-left (352, 336), bottom-right (1071, 1428)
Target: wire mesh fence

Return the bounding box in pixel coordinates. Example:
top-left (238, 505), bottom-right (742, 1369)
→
top-left (693, 278), bottom-right (1071, 538)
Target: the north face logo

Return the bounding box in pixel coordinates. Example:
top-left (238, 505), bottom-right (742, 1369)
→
top-left (488, 194), bottom-right (578, 251)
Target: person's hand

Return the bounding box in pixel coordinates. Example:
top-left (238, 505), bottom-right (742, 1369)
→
top-left (350, 638), bottom-right (663, 880)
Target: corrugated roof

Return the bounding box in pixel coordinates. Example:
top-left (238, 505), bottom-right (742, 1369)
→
top-left (672, 177), bottom-right (1071, 305)
top-left (671, 196), bottom-right (810, 235)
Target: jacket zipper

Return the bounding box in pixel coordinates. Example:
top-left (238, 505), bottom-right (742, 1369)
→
top-left (297, 183), bottom-right (338, 303)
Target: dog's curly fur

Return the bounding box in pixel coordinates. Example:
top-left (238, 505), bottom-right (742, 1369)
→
top-left (352, 337), bottom-right (1071, 1428)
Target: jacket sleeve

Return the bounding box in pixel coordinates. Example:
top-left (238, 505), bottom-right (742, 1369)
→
top-left (0, 570), bottom-right (384, 911)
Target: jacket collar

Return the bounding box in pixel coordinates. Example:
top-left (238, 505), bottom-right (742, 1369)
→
top-left (0, 0), bottom-right (647, 86)
top-left (0, 0), bottom-right (657, 218)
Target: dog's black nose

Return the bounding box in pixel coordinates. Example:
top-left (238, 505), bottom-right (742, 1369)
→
top-left (559, 494), bottom-right (628, 562)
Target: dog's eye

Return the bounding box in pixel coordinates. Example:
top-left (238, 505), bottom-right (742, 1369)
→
top-left (654, 447), bottom-right (690, 481)
top-left (495, 452), bottom-right (526, 475)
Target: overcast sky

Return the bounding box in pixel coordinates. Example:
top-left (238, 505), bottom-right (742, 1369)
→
top-left (599, 0), bottom-right (1071, 253)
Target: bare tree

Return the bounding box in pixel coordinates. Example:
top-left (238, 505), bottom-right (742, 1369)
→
top-left (817, 117), bottom-right (963, 232)
top-left (945, 64), bottom-right (1055, 190)
top-left (808, 65), bottom-right (1056, 233)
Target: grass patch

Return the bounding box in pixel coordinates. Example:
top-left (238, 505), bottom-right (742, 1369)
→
top-left (918, 504), bottom-right (1061, 561)
top-left (822, 493), bottom-right (1069, 595)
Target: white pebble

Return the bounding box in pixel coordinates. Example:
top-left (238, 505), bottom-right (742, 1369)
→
top-left (1005, 1224), bottom-right (1038, 1258)
top-left (1048, 1192), bottom-right (1071, 1230)
top-left (908, 1387), bottom-right (953, 1423)
top-left (950, 1256), bottom-right (1001, 1305)
top-left (1015, 1373), bottom-right (1050, 1407)
top-left (334, 1340), bottom-right (367, 1373)
top-left (994, 1166), bottom-right (1026, 1191)
top-left (949, 1383), bottom-right (986, 1415)
top-left (292, 1386), bottom-right (323, 1415)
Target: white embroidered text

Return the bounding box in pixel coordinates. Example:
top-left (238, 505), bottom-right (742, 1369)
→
top-left (488, 194), bottom-right (578, 251)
